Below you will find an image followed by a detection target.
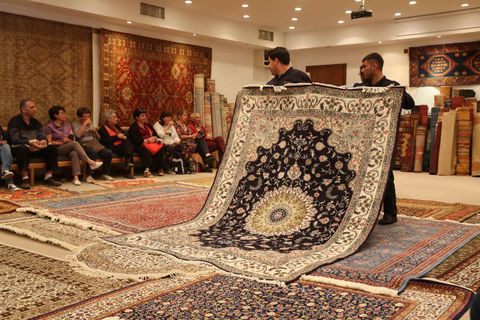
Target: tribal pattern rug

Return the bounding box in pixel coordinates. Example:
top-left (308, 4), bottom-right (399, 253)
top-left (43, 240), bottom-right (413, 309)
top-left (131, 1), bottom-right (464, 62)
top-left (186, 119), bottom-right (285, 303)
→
top-left (396, 198), bottom-right (480, 221)
top-left (0, 244), bottom-right (133, 320)
top-left (0, 200), bottom-right (19, 214)
top-left (35, 274), bottom-right (473, 320)
top-left (0, 186), bottom-right (73, 201)
top-left (106, 84), bottom-right (405, 283)
top-left (426, 234), bottom-right (480, 292)
top-left (20, 183), bottom-right (208, 233)
top-left (92, 177), bottom-right (161, 188)
top-left (303, 216), bottom-right (480, 295)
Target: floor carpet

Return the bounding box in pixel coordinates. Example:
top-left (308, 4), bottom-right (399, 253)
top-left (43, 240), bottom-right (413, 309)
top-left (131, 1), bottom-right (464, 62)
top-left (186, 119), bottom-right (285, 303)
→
top-left (18, 182), bottom-right (209, 234)
top-left (397, 198), bottom-right (480, 221)
top-left (0, 185), bottom-right (73, 201)
top-left (92, 177), bottom-right (163, 188)
top-left (34, 274), bottom-right (473, 320)
top-left (105, 84), bottom-right (406, 283)
top-left (0, 200), bottom-right (19, 214)
top-left (303, 216), bottom-right (480, 295)
top-left (0, 244), bottom-right (133, 320)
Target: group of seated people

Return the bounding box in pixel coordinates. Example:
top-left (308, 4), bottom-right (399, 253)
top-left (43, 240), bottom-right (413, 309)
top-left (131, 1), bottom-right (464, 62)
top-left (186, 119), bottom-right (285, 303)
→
top-left (0, 99), bottom-right (225, 190)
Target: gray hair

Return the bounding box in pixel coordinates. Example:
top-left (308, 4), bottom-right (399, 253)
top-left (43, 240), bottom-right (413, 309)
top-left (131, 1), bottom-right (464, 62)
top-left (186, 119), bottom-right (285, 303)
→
top-left (19, 99), bottom-right (34, 112)
top-left (103, 109), bottom-right (117, 124)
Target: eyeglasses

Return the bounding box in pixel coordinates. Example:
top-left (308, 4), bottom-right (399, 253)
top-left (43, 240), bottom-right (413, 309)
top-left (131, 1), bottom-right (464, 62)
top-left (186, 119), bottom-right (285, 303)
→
top-left (138, 108), bottom-right (146, 113)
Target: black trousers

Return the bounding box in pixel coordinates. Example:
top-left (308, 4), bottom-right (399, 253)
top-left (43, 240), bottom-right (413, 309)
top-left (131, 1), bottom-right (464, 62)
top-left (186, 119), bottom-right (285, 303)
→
top-left (383, 170), bottom-right (397, 217)
top-left (133, 145), bottom-right (165, 171)
top-left (12, 145), bottom-right (58, 172)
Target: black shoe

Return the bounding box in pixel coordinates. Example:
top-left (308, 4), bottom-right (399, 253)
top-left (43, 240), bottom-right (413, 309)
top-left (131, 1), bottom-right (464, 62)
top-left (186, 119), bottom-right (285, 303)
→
top-left (124, 173), bottom-right (135, 179)
top-left (20, 180), bottom-right (31, 190)
top-left (203, 166), bottom-right (213, 173)
top-left (125, 162), bottom-right (134, 170)
top-left (379, 215), bottom-right (397, 225)
top-left (44, 177), bottom-right (62, 186)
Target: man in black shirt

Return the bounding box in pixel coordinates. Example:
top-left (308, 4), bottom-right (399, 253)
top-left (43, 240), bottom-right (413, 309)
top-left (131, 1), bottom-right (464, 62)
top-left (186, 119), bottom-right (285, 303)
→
top-left (354, 53), bottom-right (415, 225)
top-left (266, 47), bottom-right (312, 86)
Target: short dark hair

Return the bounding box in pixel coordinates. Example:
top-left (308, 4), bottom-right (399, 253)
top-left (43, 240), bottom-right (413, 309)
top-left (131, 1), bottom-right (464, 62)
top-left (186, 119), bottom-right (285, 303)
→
top-left (48, 106), bottom-right (65, 120)
top-left (160, 110), bottom-right (172, 126)
top-left (19, 99), bottom-right (33, 112)
top-left (76, 107), bottom-right (91, 118)
top-left (362, 52), bottom-right (384, 71)
top-left (266, 47), bottom-right (290, 65)
top-left (133, 107), bottom-right (147, 121)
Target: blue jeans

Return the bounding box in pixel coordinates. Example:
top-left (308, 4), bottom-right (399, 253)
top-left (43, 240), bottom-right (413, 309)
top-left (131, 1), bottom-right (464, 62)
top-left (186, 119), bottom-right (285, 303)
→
top-left (0, 144), bottom-right (14, 185)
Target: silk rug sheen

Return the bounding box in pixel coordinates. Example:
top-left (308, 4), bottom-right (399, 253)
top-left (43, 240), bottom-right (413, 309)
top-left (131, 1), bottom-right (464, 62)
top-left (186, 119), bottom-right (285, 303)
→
top-left (303, 216), bottom-right (480, 295)
top-left (105, 84), bottom-right (405, 283)
top-left (0, 244), bottom-right (133, 320)
top-left (396, 198), bottom-right (480, 221)
top-left (19, 183), bottom-right (208, 233)
top-left (34, 274), bottom-right (473, 320)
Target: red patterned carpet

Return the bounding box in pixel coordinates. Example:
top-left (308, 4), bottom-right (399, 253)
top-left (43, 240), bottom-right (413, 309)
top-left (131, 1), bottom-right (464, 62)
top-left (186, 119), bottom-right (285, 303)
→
top-left (397, 198), bottom-right (480, 221)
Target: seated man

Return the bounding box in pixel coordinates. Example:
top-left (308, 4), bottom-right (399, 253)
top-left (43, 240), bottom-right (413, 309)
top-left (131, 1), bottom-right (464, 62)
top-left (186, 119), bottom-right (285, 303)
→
top-left (0, 126), bottom-right (19, 190)
top-left (7, 99), bottom-right (62, 189)
top-left (188, 112), bottom-right (225, 164)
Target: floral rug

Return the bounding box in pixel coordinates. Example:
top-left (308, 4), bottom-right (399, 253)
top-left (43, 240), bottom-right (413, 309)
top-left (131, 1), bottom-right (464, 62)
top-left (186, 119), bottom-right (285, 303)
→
top-left (397, 198), bottom-right (480, 221)
top-left (0, 244), bottom-right (133, 320)
top-left (34, 274), bottom-right (473, 320)
top-left (0, 200), bottom-right (19, 214)
top-left (18, 183), bottom-right (209, 233)
top-left (303, 216), bottom-right (480, 295)
top-left (105, 84), bottom-right (405, 283)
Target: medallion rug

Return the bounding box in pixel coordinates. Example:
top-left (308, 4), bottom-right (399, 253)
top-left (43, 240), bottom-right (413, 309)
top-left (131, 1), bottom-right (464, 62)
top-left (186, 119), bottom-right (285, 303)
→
top-left (303, 216), bottom-right (480, 296)
top-left (0, 244), bottom-right (133, 320)
top-left (396, 198), bottom-right (480, 221)
top-left (105, 84), bottom-right (406, 283)
top-left (34, 274), bottom-right (473, 320)
top-left (18, 183), bottom-right (209, 234)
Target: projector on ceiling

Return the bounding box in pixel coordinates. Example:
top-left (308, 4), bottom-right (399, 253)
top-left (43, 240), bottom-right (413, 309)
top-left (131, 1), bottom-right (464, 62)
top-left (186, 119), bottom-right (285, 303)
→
top-left (351, 0), bottom-right (372, 20)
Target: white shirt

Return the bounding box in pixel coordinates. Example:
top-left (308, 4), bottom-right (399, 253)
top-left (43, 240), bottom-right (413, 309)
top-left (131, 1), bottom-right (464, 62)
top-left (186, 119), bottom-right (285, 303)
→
top-left (153, 121), bottom-right (181, 145)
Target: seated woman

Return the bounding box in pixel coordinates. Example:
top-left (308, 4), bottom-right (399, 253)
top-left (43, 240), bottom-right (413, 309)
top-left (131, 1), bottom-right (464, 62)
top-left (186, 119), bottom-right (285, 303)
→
top-left (188, 112), bottom-right (225, 164)
top-left (72, 107), bottom-right (114, 182)
top-left (98, 110), bottom-right (135, 179)
top-left (174, 109), bottom-right (198, 173)
top-left (0, 126), bottom-right (19, 190)
top-left (153, 110), bottom-right (182, 174)
top-left (44, 106), bottom-right (103, 186)
top-left (128, 108), bottom-right (165, 177)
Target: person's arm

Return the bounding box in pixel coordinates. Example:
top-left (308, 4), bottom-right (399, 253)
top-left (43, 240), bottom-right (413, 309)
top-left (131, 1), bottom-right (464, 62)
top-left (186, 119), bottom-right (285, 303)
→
top-left (172, 127), bottom-right (181, 144)
top-left (153, 122), bottom-right (166, 139)
top-left (72, 121), bottom-right (83, 139)
top-left (127, 123), bottom-right (144, 146)
top-left (7, 117), bottom-right (28, 145)
top-left (98, 126), bottom-right (119, 146)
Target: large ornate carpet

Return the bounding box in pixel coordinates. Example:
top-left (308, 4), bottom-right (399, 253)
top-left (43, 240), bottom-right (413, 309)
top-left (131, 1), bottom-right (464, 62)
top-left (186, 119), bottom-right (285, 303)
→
top-left (0, 244), bottom-right (133, 320)
top-left (35, 274), bottom-right (473, 319)
top-left (18, 183), bottom-right (209, 233)
top-left (0, 186), bottom-right (73, 201)
top-left (303, 216), bottom-right (480, 295)
top-left (397, 198), bottom-right (480, 221)
top-left (105, 84), bottom-right (405, 283)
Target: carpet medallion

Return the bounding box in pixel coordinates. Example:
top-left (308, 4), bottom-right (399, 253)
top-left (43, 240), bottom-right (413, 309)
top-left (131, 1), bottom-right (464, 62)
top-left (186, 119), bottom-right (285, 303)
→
top-left (105, 84), bottom-right (405, 283)
top-left (35, 275), bottom-right (473, 319)
top-left (0, 244), bottom-right (133, 320)
top-left (303, 216), bottom-right (480, 295)
top-left (397, 198), bottom-right (480, 221)
top-left (19, 183), bottom-right (208, 233)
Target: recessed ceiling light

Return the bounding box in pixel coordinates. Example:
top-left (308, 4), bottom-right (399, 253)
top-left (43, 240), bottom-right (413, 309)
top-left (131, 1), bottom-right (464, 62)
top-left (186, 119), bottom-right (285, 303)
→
top-left (295, 7), bottom-right (302, 11)
top-left (243, 15), bottom-right (250, 18)
top-left (395, 12), bottom-right (402, 16)
top-left (242, 4), bottom-right (248, 8)
top-left (338, 20), bottom-right (345, 24)
top-left (437, 35), bottom-right (442, 38)
top-left (289, 26), bottom-right (295, 29)
top-left (127, 21), bottom-right (132, 24)
top-left (409, 1), bottom-right (417, 4)
top-left (345, 10), bottom-right (352, 14)
top-left (378, 41), bottom-right (382, 44)
top-left (355, 0), bottom-right (361, 2)
top-left (461, 3), bottom-right (469, 7)
top-left (193, 33), bottom-right (197, 36)
top-left (185, 0), bottom-right (192, 3)
top-left (292, 17), bottom-right (298, 21)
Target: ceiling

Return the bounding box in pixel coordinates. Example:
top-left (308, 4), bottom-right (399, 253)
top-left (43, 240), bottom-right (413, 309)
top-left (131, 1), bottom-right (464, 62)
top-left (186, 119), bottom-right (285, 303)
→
top-left (165, 0), bottom-right (480, 32)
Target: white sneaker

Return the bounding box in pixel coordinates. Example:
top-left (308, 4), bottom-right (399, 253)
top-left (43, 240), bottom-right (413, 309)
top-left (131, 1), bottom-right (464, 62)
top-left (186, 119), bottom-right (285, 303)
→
top-left (101, 174), bottom-right (114, 181)
top-left (73, 179), bottom-right (81, 186)
top-left (86, 175), bottom-right (94, 183)
top-left (1, 170), bottom-right (14, 180)
top-left (90, 162), bottom-right (103, 170)
top-left (7, 183), bottom-right (20, 191)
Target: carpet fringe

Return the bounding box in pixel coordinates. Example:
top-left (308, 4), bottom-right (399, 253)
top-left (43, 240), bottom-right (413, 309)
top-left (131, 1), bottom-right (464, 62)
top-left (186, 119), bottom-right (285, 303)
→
top-left (420, 277), bottom-right (476, 293)
top-left (177, 181), bottom-right (211, 189)
top-left (300, 274), bottom-right (399, 297)
top-left (398, 213), bottom-right (480, 226)
top-left (16, 207), bottom-right (120, 235)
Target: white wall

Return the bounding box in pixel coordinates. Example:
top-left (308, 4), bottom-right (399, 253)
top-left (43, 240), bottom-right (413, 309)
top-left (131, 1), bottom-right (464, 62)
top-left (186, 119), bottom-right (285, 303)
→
top-left (291, 36), bottom-right (480, 112)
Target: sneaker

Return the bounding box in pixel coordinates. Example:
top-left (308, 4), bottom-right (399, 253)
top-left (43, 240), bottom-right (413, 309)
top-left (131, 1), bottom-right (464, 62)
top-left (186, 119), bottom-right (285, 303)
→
top-left (1, 170), bottom-right (14, 180)
top-left (7, 183), bottom-right (20, 191)
top-left (44, 177), bottom-right (62, 186)
top-left (158, 169), bottom-right (164, 176)
top-left (378, 214), bottom-right (397, 225)
top-left (124, 173), bottom-right (135, 179)
top-left (125, 162), bottom-right (134, 170)
top-left (86, 175), bottom-right (95, 183)
top-left (73, 179), bottom-right (81, 186)
top-left (90, 162), bottom-right (103, 170)
top-left (101, 174), bottom-right (114, 181)
top-left (20, 180), bottom-right (31, 190)
top-left (144, 169), bottom-right (153, 178)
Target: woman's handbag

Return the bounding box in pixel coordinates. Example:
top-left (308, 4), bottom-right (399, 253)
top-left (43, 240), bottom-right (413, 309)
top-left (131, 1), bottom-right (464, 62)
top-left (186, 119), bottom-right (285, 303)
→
top-left (83, 138), bottom-right (105, 152)
top-left (142, 141), bottom-right (164, 155)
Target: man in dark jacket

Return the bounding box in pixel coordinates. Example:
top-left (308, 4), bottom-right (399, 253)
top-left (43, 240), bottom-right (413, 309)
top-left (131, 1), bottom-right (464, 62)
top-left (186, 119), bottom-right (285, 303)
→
top-left (266, 47), bottom-right (312, 85)
top-left (354, 53), bottom-right (415, 225)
